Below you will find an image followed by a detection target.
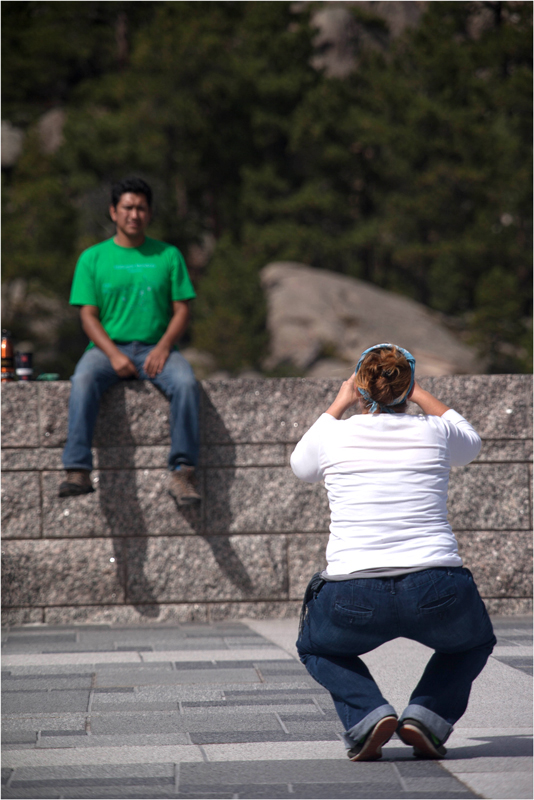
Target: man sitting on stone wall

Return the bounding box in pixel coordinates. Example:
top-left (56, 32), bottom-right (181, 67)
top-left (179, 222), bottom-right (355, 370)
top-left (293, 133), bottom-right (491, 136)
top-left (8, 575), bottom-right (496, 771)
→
top-left (59, 177), bottom-right (200, 506)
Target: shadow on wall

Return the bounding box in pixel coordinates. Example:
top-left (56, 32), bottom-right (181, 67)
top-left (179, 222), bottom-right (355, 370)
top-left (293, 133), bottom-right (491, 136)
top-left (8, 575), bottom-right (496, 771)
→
top-left (96, 382), bottom-right (254, 616)
top-left (199, 388), bottom-right (254, 596)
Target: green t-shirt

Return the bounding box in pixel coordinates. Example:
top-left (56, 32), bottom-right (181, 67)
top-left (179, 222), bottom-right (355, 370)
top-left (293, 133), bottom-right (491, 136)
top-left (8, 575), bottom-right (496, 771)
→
top-left (69, 237), bottom-right (196, 347)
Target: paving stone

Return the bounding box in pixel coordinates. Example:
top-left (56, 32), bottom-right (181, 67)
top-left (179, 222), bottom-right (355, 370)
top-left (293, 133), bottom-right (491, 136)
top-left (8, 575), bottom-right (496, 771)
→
top-left (125, 535), bottom-right (288, 604)
top-left (420, 375), bottom-right (533, 439)
top-left (1, 732), bottom-right (37, 745)
top-left (1, 448), bottom-right (64, 471)
top-left (127, 668), bottom-right (261, 685)
top-left (1, 714), bottom-right (87, 733)
top-left (95, 446), bottom-right (169, 470)
top-left (204, 468), bottom-right (329, 533)
top-left (190, 730), bottom-right (340, 744)
top-left (1, 539), bottom-right (125, 606)
top-left (179, 759), bottom-right (392, 783)
top-left (1, 472), bottom-right (41, 539)
top-left (4, 633), bottom-right (77, 646)
top-left (475, 439), bottom-right (533, 462)
top-left (183, 715), bottom-right (283, 733)
top-left (90, 712), bottom-right (186, 736)
top-left (44, 604), bottom-right (210, 625)
top-left (456, 530), bottom-right (532, 598)
top-left (208, 601), bottom-right (302, 621)
top-left (200, 444), bottom-right (287, 467)
top-left (2, 689), bottom-right (90, 714)
top-left (202, 379), bottom-right (339, 444)
top-left (449, 463), bottom-right (530, 530)
top-left (1, 608), bottom-right (44, 627)
top-left (1, 383), bottom-right (40, 447)
top-left (287, 534), bottom-right (329, 599)
top-left (2, 676), bottom-right (92, 691)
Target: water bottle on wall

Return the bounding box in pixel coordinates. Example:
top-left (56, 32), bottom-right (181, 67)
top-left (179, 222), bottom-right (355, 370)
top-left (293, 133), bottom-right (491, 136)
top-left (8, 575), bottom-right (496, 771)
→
top-left (1, 330), bottom-right (15, 382)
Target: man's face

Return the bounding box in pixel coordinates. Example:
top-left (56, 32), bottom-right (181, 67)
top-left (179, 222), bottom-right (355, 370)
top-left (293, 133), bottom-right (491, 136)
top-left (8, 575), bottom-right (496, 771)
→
top-left (109, 192), bottom-right (151, 239)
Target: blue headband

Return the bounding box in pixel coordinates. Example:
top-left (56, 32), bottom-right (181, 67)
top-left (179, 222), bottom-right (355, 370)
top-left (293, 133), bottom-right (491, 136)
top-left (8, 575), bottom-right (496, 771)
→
top-left (355, 343), bottom-right (416, 414)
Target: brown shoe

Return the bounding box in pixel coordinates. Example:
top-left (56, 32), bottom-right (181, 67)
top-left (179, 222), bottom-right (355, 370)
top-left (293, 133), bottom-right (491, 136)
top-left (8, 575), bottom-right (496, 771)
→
top-left (347, 715), bottom-right (398, 762)
top-left (169, 466), bottom-right (201, 506)
top-left (397, 718), bottom-right (447, 759)
top-left (58, 470), bottom-right (94, 498)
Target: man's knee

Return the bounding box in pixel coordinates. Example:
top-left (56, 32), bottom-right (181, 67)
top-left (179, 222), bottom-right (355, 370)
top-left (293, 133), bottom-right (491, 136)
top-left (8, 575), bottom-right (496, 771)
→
top-left (165, 358), bottom-right (198, 394)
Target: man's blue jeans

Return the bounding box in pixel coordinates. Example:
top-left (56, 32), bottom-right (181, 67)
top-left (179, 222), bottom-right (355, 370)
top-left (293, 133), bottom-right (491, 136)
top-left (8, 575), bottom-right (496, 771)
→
top-left (297, 567), bottom-right (496, 748)
top-left (62, 343), bottom-right (199, 472)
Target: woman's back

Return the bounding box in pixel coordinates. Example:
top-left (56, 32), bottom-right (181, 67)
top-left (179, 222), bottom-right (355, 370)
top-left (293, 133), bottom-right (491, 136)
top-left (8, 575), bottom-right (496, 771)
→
top-left (291, 408), bottom-right (481, 575)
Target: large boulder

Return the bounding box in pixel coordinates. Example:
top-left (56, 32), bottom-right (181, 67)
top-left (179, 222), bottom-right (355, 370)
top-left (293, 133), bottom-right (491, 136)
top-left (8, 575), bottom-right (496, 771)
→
top-left (260, 262), bottom-right (485, 377)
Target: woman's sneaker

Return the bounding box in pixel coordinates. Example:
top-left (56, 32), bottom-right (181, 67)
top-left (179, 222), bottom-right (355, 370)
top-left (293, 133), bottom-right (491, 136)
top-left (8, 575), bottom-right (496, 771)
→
top-left (347, 715), bottom-right (398, 762)
top-left (397, 718), bottom-right (447, 759)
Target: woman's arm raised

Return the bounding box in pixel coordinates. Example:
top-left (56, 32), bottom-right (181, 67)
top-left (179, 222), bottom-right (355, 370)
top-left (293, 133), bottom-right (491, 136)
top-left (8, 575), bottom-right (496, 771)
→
top-left (408, 381), bottom-right (450, 417)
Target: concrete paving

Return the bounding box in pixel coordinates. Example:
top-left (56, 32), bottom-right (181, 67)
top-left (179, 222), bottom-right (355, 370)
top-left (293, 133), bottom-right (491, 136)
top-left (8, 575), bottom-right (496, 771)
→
top-left (2, 615), bottom-right (531, 800)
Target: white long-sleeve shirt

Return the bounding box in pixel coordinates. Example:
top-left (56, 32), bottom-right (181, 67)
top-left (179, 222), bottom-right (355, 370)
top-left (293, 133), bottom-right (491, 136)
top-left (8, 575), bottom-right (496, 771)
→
top-left (290, 410), bottom-right (481, 576)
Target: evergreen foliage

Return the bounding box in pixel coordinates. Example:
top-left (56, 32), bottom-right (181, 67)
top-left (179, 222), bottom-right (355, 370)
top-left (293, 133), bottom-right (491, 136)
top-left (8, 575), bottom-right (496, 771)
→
top-left (2, 1), bottom-right (531, 376)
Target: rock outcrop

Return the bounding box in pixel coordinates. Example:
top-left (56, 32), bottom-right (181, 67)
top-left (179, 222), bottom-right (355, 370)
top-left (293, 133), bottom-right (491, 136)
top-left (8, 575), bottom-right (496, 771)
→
top-left (260, 262), bottom-right (484, 377)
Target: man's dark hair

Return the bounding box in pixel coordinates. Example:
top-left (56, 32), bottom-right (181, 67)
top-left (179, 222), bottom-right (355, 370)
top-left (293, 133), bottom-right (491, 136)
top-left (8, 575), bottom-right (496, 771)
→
top-left (111, 177), bottom-right (153, 208)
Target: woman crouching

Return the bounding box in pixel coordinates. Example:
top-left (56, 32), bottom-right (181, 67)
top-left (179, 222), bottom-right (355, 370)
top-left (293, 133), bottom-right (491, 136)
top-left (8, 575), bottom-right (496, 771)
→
top-left (291, 343), bottom-right (496, 761)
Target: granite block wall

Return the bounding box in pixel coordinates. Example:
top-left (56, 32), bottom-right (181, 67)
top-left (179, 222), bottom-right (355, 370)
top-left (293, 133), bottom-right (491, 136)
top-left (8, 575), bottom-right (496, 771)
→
top-left (1, 376), bottom-right (532, 625)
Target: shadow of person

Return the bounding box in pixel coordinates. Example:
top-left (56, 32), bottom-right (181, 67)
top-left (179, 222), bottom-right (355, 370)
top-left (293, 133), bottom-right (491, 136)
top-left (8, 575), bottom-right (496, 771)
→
top-left (199, 384), bottom-right (256, 599)
top-left (96, 382), bottom-right (160, 619)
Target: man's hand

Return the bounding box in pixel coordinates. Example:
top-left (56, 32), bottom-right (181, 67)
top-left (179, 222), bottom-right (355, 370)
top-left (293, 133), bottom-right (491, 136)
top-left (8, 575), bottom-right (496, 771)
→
top-left (143, 343), bottom-right (170, 378)
top-left (326, 375), bottom-right (360, 419)
top-left (110, 352), bottom-right (139, 378)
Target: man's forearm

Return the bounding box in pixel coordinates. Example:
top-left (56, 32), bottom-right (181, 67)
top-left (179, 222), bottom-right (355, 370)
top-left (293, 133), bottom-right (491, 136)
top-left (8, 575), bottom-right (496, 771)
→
top-left (80, 312), bottom-right (122, 360)
top-left (157, 303), bottom-right (190, 350)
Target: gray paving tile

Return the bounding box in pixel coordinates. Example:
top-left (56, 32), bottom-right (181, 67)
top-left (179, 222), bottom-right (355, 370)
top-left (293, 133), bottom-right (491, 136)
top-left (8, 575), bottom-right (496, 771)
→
top-left (493, 655), bottom-right (533, 675)
top-left (95, 669), bottom-right (183, 687)
top-left (90, 700), bottom-right (177, 712)
top-left (13, 764), bottom-right (176, 780)
top-left (3, 676), bottom-right (93, 691)
top-left (1, 768), bottom-right (13, 785)
top-left (179, 760), bottom-right (392, 784)
top-left (153, 668), bottom-right (261, 684)
top-left (2, 689), bottom-right (90, 714)
top-left (190, 730), bottom-right (340, 744)
top-left (183, 714), bottom-right (283, 733)
top-left (182, 697), bottom-right (317, 708)
top-left (403, 777), bottom-right (474, 793)
top-left (90, 712), bottom-right (186, 736)
top-left (1, 732), bottom-right (37, 745)
top-left (4, 633), bottom-right (77, 646)
top-left (35, 733), bottom-right (191, 749)
top-left (1, 714), bottom-right (87, 733)
top-left (10, 777), bottom-right (175, 790)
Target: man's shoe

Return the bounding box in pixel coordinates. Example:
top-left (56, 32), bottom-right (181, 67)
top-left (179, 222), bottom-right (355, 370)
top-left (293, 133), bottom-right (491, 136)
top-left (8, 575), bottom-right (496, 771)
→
top-left (169, 466), bottom-right (201, 506)
top-left (58, 470), bottom-right (94, 498)
top-left (397, 718), bottom-right (447, 759)
top-left (347, 715), bottom-right (398, 762)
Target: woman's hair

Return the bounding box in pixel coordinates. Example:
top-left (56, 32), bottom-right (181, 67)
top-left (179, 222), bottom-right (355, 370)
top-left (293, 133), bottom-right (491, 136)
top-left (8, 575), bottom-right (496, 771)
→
top-left (355, 346), bottom-right (412, 413)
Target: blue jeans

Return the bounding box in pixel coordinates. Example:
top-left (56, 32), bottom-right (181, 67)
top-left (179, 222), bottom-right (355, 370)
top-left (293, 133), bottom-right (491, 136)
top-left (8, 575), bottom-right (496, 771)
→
top-left (296, 567), bottom-right (496, 748)
top-left (62, 343), bottom-right (199, 471)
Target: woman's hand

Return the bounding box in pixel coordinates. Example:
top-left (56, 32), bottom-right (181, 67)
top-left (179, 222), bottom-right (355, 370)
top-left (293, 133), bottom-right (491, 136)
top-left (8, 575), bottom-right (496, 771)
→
top-left (407, 380), bottom-right (450, 417)
top-left (326, 375), bottom-right (360, 420)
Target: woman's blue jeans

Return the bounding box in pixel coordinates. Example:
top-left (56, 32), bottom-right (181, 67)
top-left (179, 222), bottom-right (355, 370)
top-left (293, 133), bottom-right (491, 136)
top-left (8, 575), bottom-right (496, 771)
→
top-left (297, 567), bottom-right (496, 748)
top-left (62, 343), bottom-right (199, 471)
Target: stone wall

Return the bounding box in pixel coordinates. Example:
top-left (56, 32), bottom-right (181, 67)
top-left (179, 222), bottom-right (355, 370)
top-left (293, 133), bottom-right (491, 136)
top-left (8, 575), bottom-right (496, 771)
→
top-left (2, 376), bottom-right (532, 626)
